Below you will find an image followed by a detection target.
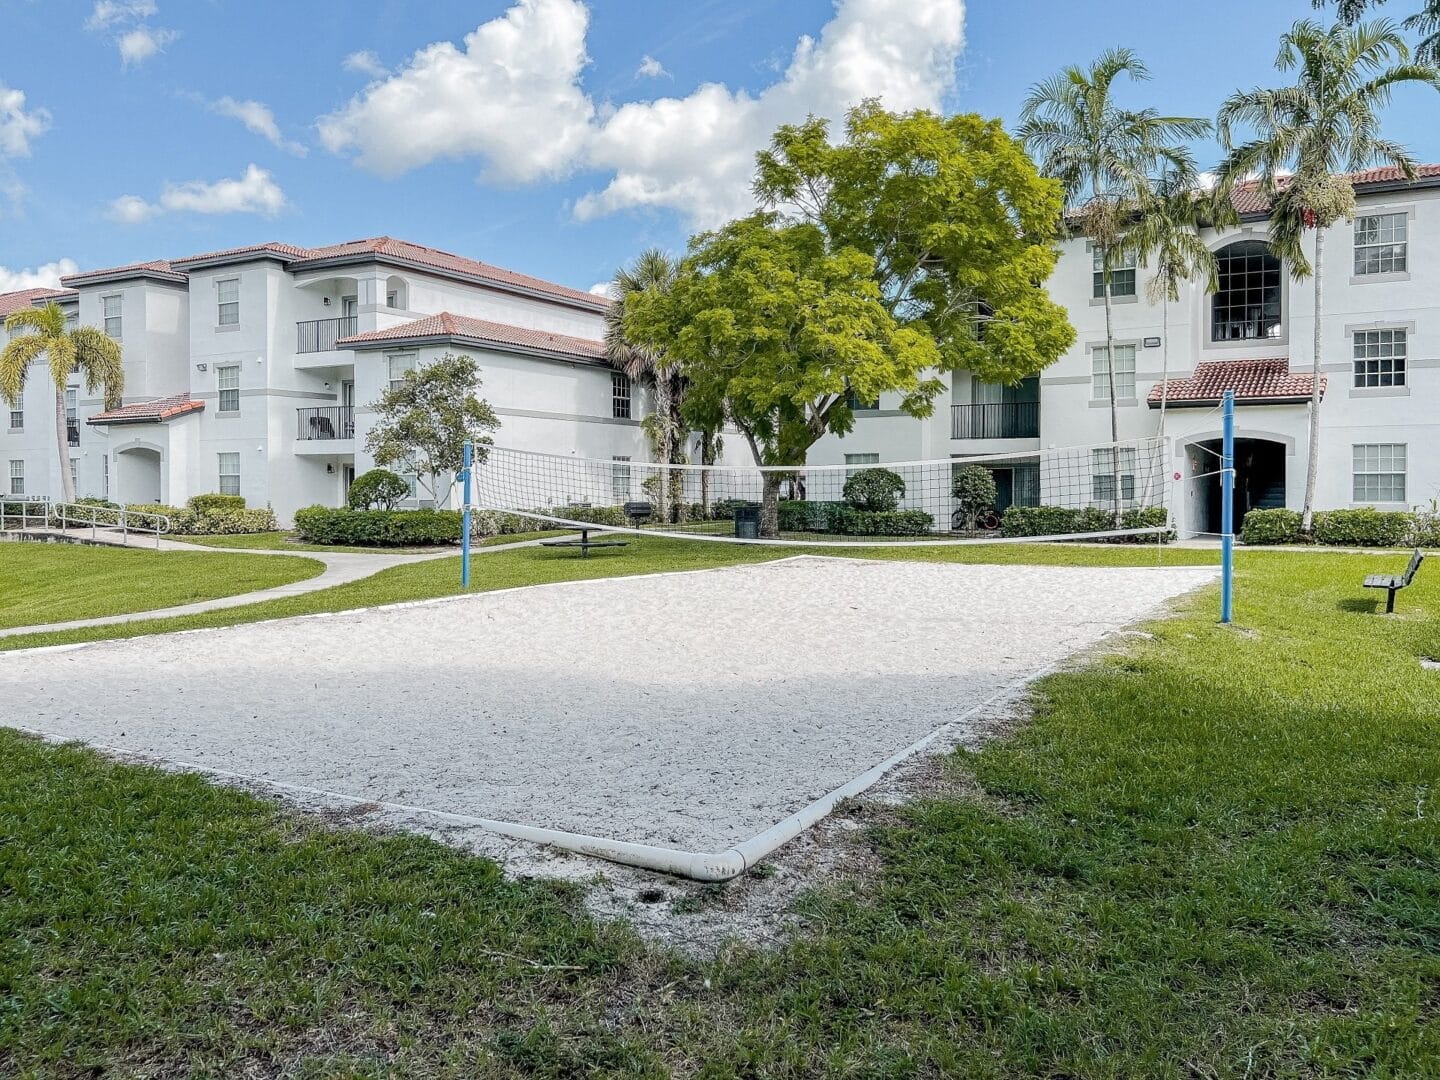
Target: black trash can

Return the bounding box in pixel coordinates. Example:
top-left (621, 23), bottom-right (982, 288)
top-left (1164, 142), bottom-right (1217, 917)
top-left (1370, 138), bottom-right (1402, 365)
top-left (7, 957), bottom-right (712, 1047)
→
top-left (733, 502), bottom-right (761, 539)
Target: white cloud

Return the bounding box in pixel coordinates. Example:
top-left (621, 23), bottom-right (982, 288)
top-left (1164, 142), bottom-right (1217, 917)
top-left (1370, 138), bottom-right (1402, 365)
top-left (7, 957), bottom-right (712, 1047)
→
top-left (0, 258), bottom-right (79, 292)
top-left (587, 280), bottom-right (612, 297)
top-left (318, 0), bottom-right (595, 183)
top-left (118, 26), bottom-right (180, 67)
top-left (343, 50), bottom-right (389, 78)
top-left (0, 83), bottom-right (50, 159)
top-left (108, 164), bottom-right (287, 223)
top-left (579, 0), bottom-right (966, 226)
top-left (85, 0), bottom-right (156, 31)
top-left (319, 0), bottom-right (964, 228)
top-left (212, 97), bottom-right (307, 156)
top-left (635, 54), bottom-right (668, 79)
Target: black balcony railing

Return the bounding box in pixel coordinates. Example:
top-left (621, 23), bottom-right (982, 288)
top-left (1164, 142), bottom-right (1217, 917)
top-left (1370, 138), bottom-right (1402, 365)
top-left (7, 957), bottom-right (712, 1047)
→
top-left (297, 406), bottom-right (354, 441)
top-left (951, 401), bottom-right (1040, 440)
top-left (296, 316), bottom-right (358, 354)
top-left (66, 421), bottom-right (79, 446)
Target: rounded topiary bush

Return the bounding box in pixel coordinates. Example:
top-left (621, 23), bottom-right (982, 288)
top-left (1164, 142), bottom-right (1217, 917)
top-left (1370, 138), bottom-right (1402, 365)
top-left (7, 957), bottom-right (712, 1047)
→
top-left (348, 468), bottom-right (411, 510)
top-left (951, 465), bottom-right (997, 530)
top-left (843, 467), bottom-right (906, 512)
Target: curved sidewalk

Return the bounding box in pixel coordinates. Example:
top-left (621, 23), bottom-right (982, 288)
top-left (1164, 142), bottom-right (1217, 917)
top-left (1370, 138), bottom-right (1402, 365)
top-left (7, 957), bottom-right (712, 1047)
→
top-left (0, 532), bottom-right (546, 641)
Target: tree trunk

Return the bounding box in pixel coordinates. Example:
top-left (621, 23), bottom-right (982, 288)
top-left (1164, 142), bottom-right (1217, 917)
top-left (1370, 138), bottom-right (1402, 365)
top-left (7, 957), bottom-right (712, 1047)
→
top-left (1158, 297), bottom-right (1170, 439)
top-left (653, 377), bottom-right (672, 523)
top-left (54, 387), bottom-right (76, 504)
top-left (760, 471), bottom-right (783, 538)
top-left (699, 430), bottom-right (713, 516)
top-left (1300, 226), bottom-right (1325, 536)
top-left (1102, 261), bottom-right (1121, 525)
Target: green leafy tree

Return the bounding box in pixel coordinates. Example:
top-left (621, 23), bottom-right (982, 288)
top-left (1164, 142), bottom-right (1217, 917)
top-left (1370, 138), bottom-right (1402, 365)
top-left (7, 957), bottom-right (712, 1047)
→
top-left (347, 468), bottom-right (411, 510)
top-left (628, 106), bottom-right (1074, 537)
top-left (1315, 0), bottom-right (1440, 62)
top-left (1019, 50), bottom-right (1209, 521)
top-left (952, 465), bottom-right (999, 531)
top-left (364, 353), bottom-right (499, 508)
top-left (1218, 18), bottom-right (1440, 532)
top-left (842, 468), bottom-right (905, 512)
top-left (1, 302), bottom-right (124, 504)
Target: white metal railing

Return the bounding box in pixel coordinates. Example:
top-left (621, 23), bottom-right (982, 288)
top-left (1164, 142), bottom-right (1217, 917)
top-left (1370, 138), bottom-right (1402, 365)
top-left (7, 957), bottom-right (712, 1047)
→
top-left (1, 497), bottom-right (172, 548)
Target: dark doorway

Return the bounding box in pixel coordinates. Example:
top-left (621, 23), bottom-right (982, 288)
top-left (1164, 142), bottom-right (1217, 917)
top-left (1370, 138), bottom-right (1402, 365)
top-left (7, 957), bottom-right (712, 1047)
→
top-left (1194, 437), bottom-right (1286, 534)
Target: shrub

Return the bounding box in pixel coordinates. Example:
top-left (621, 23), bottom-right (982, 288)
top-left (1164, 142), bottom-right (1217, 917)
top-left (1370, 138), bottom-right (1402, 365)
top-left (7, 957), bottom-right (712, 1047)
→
top-left (842, 467), bottom-right (906, 512)
top-left (1240, 508), bottom-right (1302, 545)
top-left (550, 504), bottom-right (628, 528)
top-left (776, 499), bottom-right (933, 536)
top-left (951, 465), bottom-right (998, 530)
top-left (348, 468), bottom-right (411, 511)
top-left (187, 493), bottom-right (246, 513)
top-left (710, 498), bottom-right (751, 521)
top-left (125, 502), bottom-right (276, 535)
top-left (294, 506), bottom-right (462, 546)
top-left (1409, 510), bottom-right (1440, 548)
top-left (1001, 504), bottom-right (1173, 543)
top-left (1312, 508), bottom-right (1413, 548)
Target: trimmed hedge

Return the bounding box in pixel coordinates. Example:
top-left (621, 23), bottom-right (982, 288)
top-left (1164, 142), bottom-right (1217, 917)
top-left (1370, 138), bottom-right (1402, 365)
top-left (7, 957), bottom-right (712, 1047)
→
top-left (1240, 507), bottom-right (1436, 548)
top-left (125, 502), bottom-right (278, 535)
top-left (294, 506), bottom-right (461, 546)
top-left (1001, 505), bottom-right (1174, 543)
top-left (187, 493), bottom-right (247, 513)
top-left (777, 499), bottom-right (934, 536)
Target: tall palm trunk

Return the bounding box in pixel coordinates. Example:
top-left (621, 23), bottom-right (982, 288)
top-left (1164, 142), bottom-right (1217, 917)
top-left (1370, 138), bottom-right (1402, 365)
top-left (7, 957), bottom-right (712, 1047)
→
top-left (1300, 226), bottom-right (1325, 536)
top-left (1100, 248), bottom-right (1121, 524)
top-left (1158, 297), bottom-right (1170, 439)
top-left (699, 427), bottom-right (715, 515)
top-left (53, 387), bottom-right (75, 504)
top-left (653, 376), bottom-right (672, 523)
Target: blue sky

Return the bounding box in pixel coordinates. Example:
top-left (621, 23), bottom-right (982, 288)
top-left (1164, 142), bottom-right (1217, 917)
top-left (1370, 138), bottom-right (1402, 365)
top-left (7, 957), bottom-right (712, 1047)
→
top-left (2, 0), bottom-right (1438, 297)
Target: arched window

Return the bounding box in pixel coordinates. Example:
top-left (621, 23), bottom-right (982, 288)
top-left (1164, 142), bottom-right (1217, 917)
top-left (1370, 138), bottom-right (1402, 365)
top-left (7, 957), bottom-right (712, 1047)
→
top-left (1212, 241), bottom-right (1281, 342)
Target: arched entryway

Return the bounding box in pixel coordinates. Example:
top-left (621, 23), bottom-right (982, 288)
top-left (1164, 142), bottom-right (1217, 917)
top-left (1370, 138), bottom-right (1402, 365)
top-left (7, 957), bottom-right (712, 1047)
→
top-left (1186, 437), bottom-right (1287, 535)
top-left (114, 444), bottom-right (163, 505)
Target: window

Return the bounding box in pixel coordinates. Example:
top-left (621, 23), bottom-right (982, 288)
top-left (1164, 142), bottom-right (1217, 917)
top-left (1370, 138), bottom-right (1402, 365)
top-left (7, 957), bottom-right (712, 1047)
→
top-left (68, 458), bottom-right (77, 492)
top-left (102, 294), bottom-right (122, 339)
top-left (846, 390), bottom-right (880, 411)
top-left (386, 290), bottom-right (398, 308)
top-left (1091, 446), bottom-right (1137, 505)
top-left (65, 388), bottom-right (78, 445)
top-left (1092, 247), bottom-right (1136, 298)
top-left (1212, 241), bottom-right (1282, 341)
top-left (217, 278), bottom-right (239, 326)
top-left (217, 365), bottom-right (241, 412)
top-left (8, 459), bottom-right (23, 495)
top-left (611, 456), bottom-right (631, 500)
top-left (102, 454), bottom-right (109, 499)
top-left (387, 353), bottom-right (415, 393)
top-left (1354, 213), bottom-right (1407, 276)
top-left (218, 452), bottom-right (240, 496)
top-left (1353, 443), bottom-right (1406, 503)
top-left (1091, 344), bottom-right (1137, 400)
top-left (844, 452), bottom-right (880, 478)
top-left (1353, 329), bottom-right (1407, 388)
top-left (611, 371), bottom-right (632, 419)
top-left (7, 406), bottom-right (20, 430)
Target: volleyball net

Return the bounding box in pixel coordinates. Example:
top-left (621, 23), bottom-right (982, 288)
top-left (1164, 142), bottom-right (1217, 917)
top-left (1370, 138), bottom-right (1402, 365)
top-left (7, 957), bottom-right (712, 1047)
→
top-left (468, 437), bottom-right (1173, 547)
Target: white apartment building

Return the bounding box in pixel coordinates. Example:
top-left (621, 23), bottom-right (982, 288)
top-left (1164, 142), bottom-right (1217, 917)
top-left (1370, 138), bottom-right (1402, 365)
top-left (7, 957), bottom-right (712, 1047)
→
top-left (2, 237), bottom-right (659, 523)
top-left (809, 165), bottom-right (1440, 536)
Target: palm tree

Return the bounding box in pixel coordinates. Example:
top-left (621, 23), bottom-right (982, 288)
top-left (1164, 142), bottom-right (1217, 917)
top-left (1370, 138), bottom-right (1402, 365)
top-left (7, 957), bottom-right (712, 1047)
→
top-left (604, 248), bottom-right (687, 521)
top-left (1120, 174), bottom-right (1234, 438)
top-left (1218, 18), bottom-right (1440, 534)
top-left (1317, 1), bottom-right (1440, 64)
top-left (1, 302), bottom-right (124, 504)
top-left (1020, 50), bottom-right (1210, 522)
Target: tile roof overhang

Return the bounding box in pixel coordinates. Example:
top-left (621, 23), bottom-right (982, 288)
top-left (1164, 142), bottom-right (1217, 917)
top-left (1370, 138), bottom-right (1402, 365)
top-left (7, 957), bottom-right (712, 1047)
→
top-left (60, 260), bottom-right (189, 288)
top-left (337, 311), bottom-right (608, 365)
top-left (1147, 358), bottom-right (1324, 409)
top-left (0, 287), bottom-right (77, 315)
top-left (87, 393), bottom-right (205, 426)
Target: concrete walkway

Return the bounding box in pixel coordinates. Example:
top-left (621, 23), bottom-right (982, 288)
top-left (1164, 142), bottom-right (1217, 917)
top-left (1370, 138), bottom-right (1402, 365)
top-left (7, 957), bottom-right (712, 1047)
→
top-left (0, 529), bottom-right (548, 640)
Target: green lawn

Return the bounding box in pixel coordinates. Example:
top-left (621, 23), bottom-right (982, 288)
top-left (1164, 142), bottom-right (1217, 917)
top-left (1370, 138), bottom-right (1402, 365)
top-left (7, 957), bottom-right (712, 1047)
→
top-left (2, 544), bottom-right (1436, 1074)
top-left (0, 543), bottom-right (322, 631)
top-left (175, 529), bottom-right (574, 553)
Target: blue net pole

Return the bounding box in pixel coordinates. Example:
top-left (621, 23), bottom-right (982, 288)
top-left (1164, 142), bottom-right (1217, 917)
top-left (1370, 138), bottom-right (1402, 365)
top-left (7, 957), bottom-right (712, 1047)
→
top-left (1220, 390), bottom-right (1235, 624)
top-left (461, 440), bottom-right (473, 589)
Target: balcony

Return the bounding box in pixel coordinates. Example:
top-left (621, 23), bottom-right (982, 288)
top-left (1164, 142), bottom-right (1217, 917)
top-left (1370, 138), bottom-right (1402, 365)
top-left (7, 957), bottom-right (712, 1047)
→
top-left (951, 401), bottom-right (1040, 440)
top-left (296, 316), bottom-right (358, 354)
top-left (296, 406), bottom-right (354, 442)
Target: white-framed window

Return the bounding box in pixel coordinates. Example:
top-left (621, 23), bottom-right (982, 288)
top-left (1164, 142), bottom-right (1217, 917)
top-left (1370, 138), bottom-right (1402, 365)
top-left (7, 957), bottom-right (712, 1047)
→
top-left (9, 459), bottom-right (23, 495)
top-left (102, 294), bottom-right (122, 339)
top-left (611, 456), bottom-right (631, 500)
top-left (844, 452), bottom-right (880, 478)
top-left (217, 365), bottom-right (241, 412)
top-left (1092, 246), bottom-right (1136, 298)
top-left (611, 371), bottom-right (632, 419)
top-left (387, 352), bottom-right (416, 393)
top-left (1354, 213), bottom-right (1407, 276)
top-left (1091, 446), bottom-right (1137, 505)
top-left (386, 290), bottom-right (398, 308)
top-left (1353, 329), bottom-right (1407, 387)
top-left (1352, 443), bottom-right (1405, 503)
top-left (217, 452), bottom-right (241, 496)
top-left (217, 278), bottom-right (240, 326)
top-left (68, 458), bottom-right (77, 491)
top-left (65, 388), bottom-right (77, 446)
top-left (1091, 344), bottom-right (1137, 400)
top-left (8, 406), bottom-right (20, 430)
top-left (102, 454), bottom-right (109, 499)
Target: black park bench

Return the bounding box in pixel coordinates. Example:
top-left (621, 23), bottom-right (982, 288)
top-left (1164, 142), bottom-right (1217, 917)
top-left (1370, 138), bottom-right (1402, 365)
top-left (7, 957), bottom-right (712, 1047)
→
top-left (1363, 548), bottom-right (1425, 614)
top-left (540, 527), bottom-right (628, 558)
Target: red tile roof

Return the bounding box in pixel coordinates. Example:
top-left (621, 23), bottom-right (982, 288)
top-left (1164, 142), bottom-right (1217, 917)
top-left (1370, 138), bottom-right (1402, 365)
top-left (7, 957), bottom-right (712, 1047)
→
top-left (87, 393), bottom-right (205, 425)
top-left (1228, 164), bottom-right (1440, 216)
top-left (1147, 358), bottom-right (1324, 408)
top-left (60, 259), bottom-right (186, 287)
top-left (291, 237), bottom-right (611, 311)
top-left (0, 287), bottom-right (76, 315)
top-left (338, 311), bottom-right (607, 361)
top-left (170, 242), bottom-right (313, 267)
